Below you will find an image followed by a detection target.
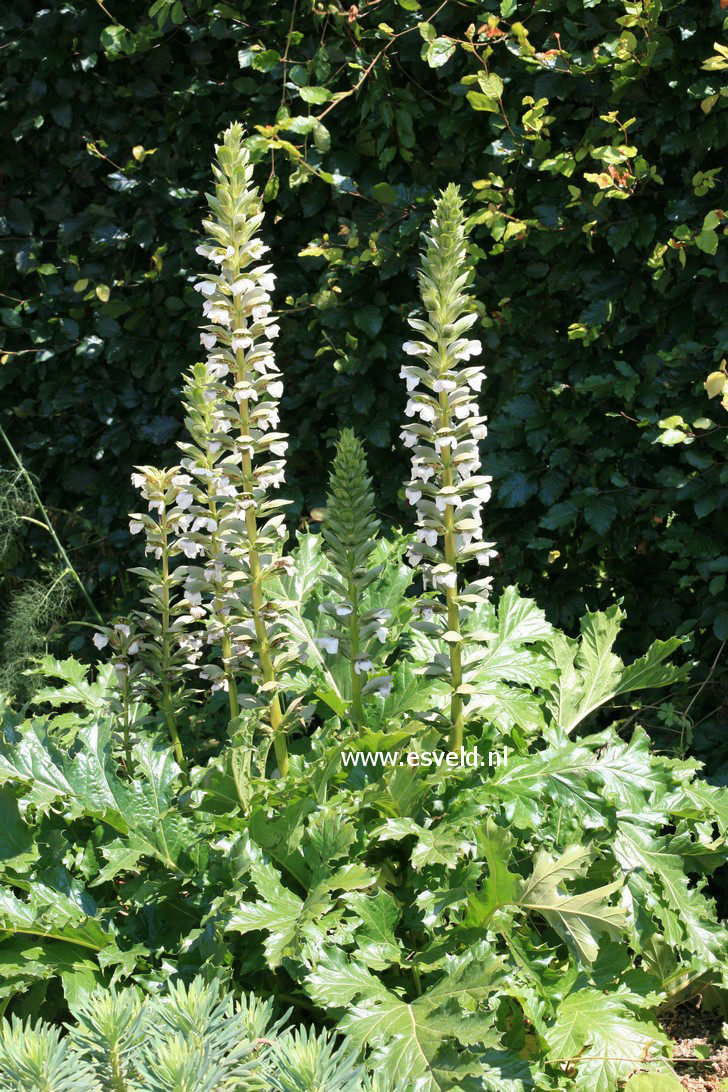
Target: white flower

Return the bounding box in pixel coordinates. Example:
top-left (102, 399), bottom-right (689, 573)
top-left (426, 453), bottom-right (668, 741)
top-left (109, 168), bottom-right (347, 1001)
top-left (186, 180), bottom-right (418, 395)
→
top-left (186, 590), bottom-right (203, 606)
top-left (115, 624), bottom-right (131, 637)
top-left (401, 430), bottom-right (417, 449)
top-left (206, 305), bottom-right (231, 325)
top-left (434, 569), bottom-right (457, 588)
top-left (128, 640), bottom-right (140, 655)
top-left (129, 519), bottom-right (144, 535)
top-left (252, 304), bottom-right (271, 320)
top-left (269, 441), bottom-right (287, 456)
top-left (421, 606), bottom-right (434, 623)
top-left (200, 332), bottom-right (217, 350)
top-left (467, 372), bottom-right (484, 392)
top-left (418, 528), bottom-right (438, 547)
top-left (335, 603), bottom-right (353, 617)
top-left (131, 472), bottom-right (145, 489)
top-left (471, 424), bottom-right (488, 441)
top-left (403, 340), bottom-right (424, 355)
top-left (232, 335), bottom-right (252, 352)
top-left (435, 493), bottom-right (461, 512)
top-left (474, 484), bottom-right (492, 503)
top-left (406, 487), bottom-right (422, 505)
top-left (455, 339), bottom-right (482, 361)
top-left (400, 366), bottom-right (419, 392)
top-left (435, 435), bottom-right (457, 452)
top-left (354, 657), bottom-right (373, 675)
top-left (433, 378), bottom-right (456, 393)
top-left (234, 383), bottom-right (258, 403)
top-left (374, 675), bottom-right (393, 697)
top-left (412, 461), bottom-right (435, 482)
top-left (375, 626), bottom-right (388, 643)
top-left (259, 273), bottom-right (276, 291)
top-left (316, 636), bottom-right (339, 655)
top-left (231, 278), bottom-right (254, 296)
top-left (268, 381), bottom-right (284, 399)
top-left (177, 491), bottom-right (194, 510)
top-left (93, 632), bottom-right (109, 650)
top-left (178, 539), bottom-right (203, 559)
top-left (194, 280), bottom-right (217, 296)
top-left (477, 548), bottom-right (498, 566)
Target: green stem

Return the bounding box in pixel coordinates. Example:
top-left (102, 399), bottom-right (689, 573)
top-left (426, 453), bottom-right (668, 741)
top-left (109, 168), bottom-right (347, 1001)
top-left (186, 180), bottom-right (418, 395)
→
top-left (347, 577), bottom-right (364, 730)
top-left (109, 1044), bottom-right (128, 1092)
top-left (409, 930), bottom-right (423, 997)
top-left (160, 520), bottom-right (184, 769)
top-left (208, 491), bottom-right (240, 721)
top-left (232, 290), bottom-right (288, 778)
top-left (438, 373), bottom-right (464, 753)
top-left (121, 668), bottom-right (133, 775)
top-left (0, 425), bottom-right (103, 623)
top-left (221, 634), bottom-right (240, 721)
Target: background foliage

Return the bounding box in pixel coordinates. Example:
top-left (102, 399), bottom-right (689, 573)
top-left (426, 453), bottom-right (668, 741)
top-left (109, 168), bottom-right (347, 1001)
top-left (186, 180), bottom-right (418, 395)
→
top-left (1, 0), bottom-right (727, 766)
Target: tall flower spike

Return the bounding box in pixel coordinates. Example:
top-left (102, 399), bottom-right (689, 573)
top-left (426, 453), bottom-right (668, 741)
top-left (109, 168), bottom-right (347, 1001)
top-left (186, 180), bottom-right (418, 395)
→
top-left (182, 122), bottom-right (293, 775)
top-left (400, 184), bottom-right (496, 752)
top-left (319, 430), bottom-right (390, 728)
top-left (127, 465), bottom-right (192, 768)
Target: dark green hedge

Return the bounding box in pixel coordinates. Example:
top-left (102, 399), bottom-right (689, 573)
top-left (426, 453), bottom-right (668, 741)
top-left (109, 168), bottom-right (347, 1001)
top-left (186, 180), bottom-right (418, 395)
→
top-left (1, 0), bottom-right (727, 751)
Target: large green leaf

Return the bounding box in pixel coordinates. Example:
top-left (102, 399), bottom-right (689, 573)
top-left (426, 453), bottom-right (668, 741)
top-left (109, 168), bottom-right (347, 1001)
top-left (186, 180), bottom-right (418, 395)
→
top-left (517, 844), bottom-right (627, 963)
top-left (0, 788), bottom-right (36, 872)
top-left (0, 868), bottom-right (113, 953)
top-left (548, 606), bottom-right (689, 733)
top-left (306, 946), bottom-right (506, 1091)
top-left (614, 822), bottom-right (728, 968)
top-left (345, 890), bottom-right (403, 970)
top-left (545, 989), bottom-right (669, 1092)
top-left (0, 723), bottom-right (191, 873)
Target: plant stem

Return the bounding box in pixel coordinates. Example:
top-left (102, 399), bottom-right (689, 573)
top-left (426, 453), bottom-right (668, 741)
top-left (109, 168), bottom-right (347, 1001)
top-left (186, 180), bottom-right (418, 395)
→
top-left (221, 634), bottom-right (241, 721)
top-left (207, 491), bottom-right (240, 720)
top-left (232, 292), bottom-right (288, 777)
top-left (160, 519), bottom-right (184, 769)
top-left (0, 425), bottom-right (103, 623)
top-left (348, 576), bottom-right (364, 730)
top-left (245, 504), bottom-right (288, 776)
top-left (121, 667), bottom-right (134, 775)
top-left (438, 375), bottom-right (464, 752)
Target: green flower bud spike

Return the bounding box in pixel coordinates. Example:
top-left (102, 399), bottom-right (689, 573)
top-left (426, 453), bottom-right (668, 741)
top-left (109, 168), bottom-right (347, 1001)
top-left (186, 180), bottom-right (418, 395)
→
top-left (319, 429), bottom-right (386, 729)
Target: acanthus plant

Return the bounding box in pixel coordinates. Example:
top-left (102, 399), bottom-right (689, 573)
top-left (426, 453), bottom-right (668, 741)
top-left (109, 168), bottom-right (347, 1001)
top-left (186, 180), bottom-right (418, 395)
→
top-left (109, 123), bottom-right (299, 777)
top-left (400, 183), bottom-right (496, 752)
top-left (0, 123), bottom-right (726, 1092)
